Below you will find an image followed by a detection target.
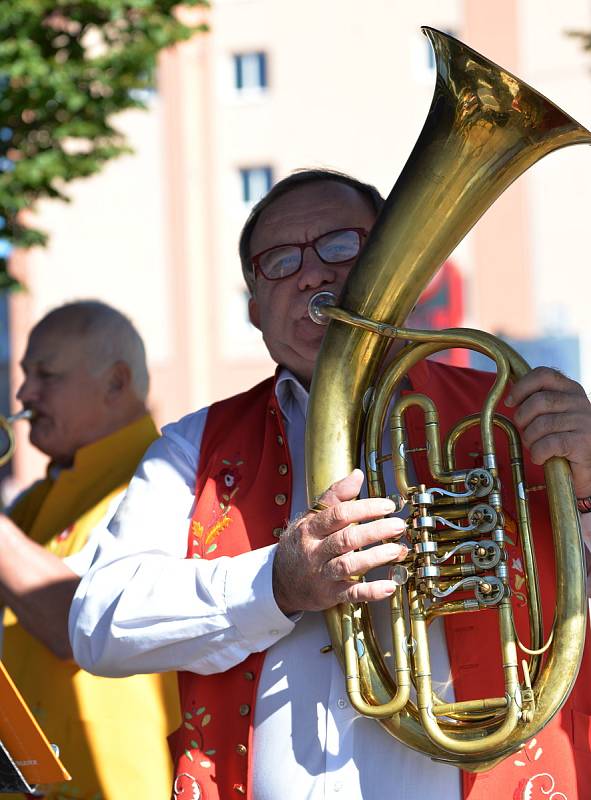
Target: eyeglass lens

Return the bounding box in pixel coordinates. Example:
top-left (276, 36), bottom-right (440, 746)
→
top-left (258, 228), bottom-right (363, 280)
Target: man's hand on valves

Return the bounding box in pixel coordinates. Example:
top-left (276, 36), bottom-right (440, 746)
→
top-left (272, 469), bottom-right (407, 616)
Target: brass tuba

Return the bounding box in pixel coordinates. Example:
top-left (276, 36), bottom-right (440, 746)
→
top-left (305, 28), bottom-right (591, 771)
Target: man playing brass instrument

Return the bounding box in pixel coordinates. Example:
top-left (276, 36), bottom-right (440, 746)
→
top-left (71, 173), bottom-right (591, 800)
top-left (0, 301), bottom-right (179, 799)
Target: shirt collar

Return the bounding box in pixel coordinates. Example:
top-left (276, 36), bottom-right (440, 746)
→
top-left (47, 414), bottom-right (158, 481)
top-left (275, 368), bottom-right (309, 424)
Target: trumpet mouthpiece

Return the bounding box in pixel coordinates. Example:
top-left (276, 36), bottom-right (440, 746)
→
top-left (308, 291), bottom-right (337, 325)
top-left (8, 408), bottom-right (34, 423)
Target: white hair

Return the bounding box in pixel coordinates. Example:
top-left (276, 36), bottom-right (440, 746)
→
top-left (34, 301), bottom-right (149, 400)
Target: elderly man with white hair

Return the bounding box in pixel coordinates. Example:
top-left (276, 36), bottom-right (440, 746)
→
top-left (0, 301), bottom-right (179, 800)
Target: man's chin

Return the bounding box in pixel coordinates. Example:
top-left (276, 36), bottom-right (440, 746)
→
top-left (294, 316), bottom-right (325, 341)
top-left (29, 425), bottom-right (54, 457)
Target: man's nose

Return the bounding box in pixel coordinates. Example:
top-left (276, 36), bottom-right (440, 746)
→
top-left (17, 376), bottom-right (37, 405)
top-left (297, 246), bottom-right (337, 290)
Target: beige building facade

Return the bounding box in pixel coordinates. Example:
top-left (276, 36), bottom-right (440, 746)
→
top-left (8, 0), bottom-right (591, 487)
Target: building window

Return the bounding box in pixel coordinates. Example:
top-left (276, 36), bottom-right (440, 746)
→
top-left (240, 167), bottom-right (273, 204)
top-left (234, 52), bottom-right (268, 91)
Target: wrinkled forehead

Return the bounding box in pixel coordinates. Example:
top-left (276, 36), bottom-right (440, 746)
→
top-left (22, 322), bottom-right (91, 370)
top-left (250, 181), bottom-right (377, 255)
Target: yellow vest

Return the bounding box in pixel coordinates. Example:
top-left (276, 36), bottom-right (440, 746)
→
top-left (2, 415), bottom-right (180, 800)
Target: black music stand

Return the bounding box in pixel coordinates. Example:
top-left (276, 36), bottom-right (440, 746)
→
top-left (0, 661), bottom-right (69, 793)
top-left (0, 738), bottom-right (36, 793)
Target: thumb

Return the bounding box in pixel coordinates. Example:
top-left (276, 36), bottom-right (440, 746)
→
top-left (313, 468), bottom-right (365, 509)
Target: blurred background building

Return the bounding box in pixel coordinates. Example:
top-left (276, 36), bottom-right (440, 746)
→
top-left (5, 0), bottom-right (591, 488)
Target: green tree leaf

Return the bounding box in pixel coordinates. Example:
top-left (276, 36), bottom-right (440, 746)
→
top-left (0, 0), bottom-right (208, 273)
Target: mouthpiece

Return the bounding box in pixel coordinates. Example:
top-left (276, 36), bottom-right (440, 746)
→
top-left (7, 409), bottom-right (34, 423)
top-left (308, 291), bottom-right (337, 325)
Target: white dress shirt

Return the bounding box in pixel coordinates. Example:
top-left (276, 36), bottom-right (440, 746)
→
top-left (78, 367), bottom-right (579, 799)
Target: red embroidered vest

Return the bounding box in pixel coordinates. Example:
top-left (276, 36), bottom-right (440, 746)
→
top-left (171, 364), bottom-right (591, 800)
top-left (169, 378), bottom-right (291, 799)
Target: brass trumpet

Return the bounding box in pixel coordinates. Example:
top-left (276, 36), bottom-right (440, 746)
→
top-left (306, 28), bottom-right (591, 771)
top-left (0, 409), bottom-right (34, 467)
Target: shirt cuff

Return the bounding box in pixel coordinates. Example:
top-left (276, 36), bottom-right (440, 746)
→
top-left (225, 544), bottom-right (295, 650)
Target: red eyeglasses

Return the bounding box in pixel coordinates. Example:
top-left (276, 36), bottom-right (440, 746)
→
top-left (251, 227), bottom-right (369, 281)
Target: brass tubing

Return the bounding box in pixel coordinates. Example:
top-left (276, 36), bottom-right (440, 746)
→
top-left (410, 585), bottom-right (521, 754)
top-left (425, 600), bottom-right (480, 621)
top-left (363, 333), bottom-right (584, 756)
top-left (325, 306), bottom-right (510, 460)
top-left (446, 413), bottom-right (544, 682)
top-left (438, 564), bottom-right (476, 578)
top-left (343, 588), bottom-right (412, 718)
top-left (434, 528), bottom-right (487, 543)
top-left (329, 330), bottom-right (585, 760)
top-left (434, 698), bottom-right (508, 717)
top-left (416, 597), bottom-right (521, 755)
top-left (391, 395), bottom-right (449, 485)
top-left (431, 505), bottom-right (480, 519)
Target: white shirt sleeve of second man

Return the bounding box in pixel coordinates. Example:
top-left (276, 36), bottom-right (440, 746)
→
top-left (69, 408), bottom-right (295, 678)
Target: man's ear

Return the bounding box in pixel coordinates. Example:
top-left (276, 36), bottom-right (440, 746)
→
top-left (248, 295), bottom-right (261, 330)
top-left (105, 361), bottom-right (132, 401)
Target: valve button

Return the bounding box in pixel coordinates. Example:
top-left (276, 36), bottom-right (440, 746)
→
top-left (389, 565), bottom-right (409, 586)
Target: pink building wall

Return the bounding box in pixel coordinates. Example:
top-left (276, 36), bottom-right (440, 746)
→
top-left (7, 0), bottom-right (591, 490)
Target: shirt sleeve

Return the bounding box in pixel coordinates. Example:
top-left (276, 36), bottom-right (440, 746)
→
top-left (69, 408), bottom-right (294, 678)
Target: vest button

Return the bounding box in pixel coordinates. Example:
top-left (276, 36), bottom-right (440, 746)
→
top-left (278, 463), bottom-right (288, 475)
top-left (272, 527), bottom-right (283, 538)
top-left (243, 671), bottom-right (255, 681)
top-left (277, 434), bottom-right (284, 446)
top-left (233, 785), bottom-right (246, 795)
top-left (275, 493), bottom-right (287, 506)
top-left (236, 743), bottom-right (248, 756)
top-left (239, 704), bottom-right (251, 716)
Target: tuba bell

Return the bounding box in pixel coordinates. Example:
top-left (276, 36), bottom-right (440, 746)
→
top-left (305, 27), bottom-right (591, 771)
